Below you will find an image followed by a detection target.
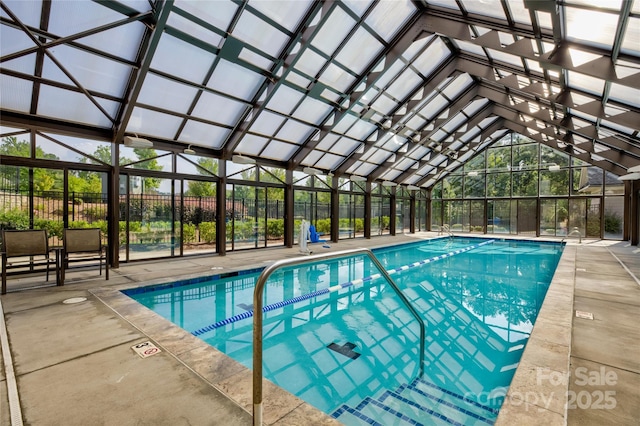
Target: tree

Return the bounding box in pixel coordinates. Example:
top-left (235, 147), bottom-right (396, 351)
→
top-left (1, 136), bottom-right (60, 191)
top-left (185, 157), bottom-right (218, 196)
top-left (131, 148), bottom-right (162, 193)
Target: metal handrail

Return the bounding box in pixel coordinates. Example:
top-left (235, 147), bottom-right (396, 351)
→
top-left (252, 248), bottom-right (425, 426)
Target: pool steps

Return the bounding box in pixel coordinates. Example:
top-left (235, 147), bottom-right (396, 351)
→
top-left (332, 377), bottom-right (498, 426)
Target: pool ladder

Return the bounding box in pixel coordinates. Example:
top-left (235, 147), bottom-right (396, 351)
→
top-left (251, 248), bottom-right (425, 426)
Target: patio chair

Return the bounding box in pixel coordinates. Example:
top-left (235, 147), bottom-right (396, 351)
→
top-left (62, 228), bottom-right (109, 283)
top-left (1, 229), bottom-right (60, 294)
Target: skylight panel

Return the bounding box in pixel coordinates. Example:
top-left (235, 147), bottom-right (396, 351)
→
top-left (1, 25), bottom-right (35, 58)
top-left (48, 1), bottom-right (122, 37)
top-left (137, 73), bottom-right (199, 113)
top-left (318, 62), bottom-right (356, 92)
top-left (40, 45), bottom-right (131, 97)
top-left (249, 0), bottom-right (312, 32)
top-left (506, 0), bottom-right (533, 25)
top-left (1, 75), bottom-right (33, 113)
top-left (167, 11), bottom-right (223, 48)
top-left (463, 98), bottom-right (489, 117)
top-left (374, 60), bottom-right (405, 89)
top-left (152, 34), bottom-right (215, 84)
top-left (335, 27), bottom-right (384, 74)
top-left (426, 0), bottom-right (461, 11)
top-left (420, 94), bottom-right (448, 119)
top-left (126, 107), bottom-right (183, 138)
top-left (441, 74), bottom-right (473, 100)
top-left (276, 119), bottom-right (315, 143)
top-left (232, 9), bottom-right (289, 57)
top-left (207, 58), bottom-right (264, 101)
top-left (180, 121), bottom-right (231, 149)
top-left (192, 91), bottom-right (247, 125)
top-left (462, 0), bottom-right (506, 20)
top-left (455, 40), bottom-right (488, 57)
top-left (621, 17), bottom-right (640, 56)
top-left (1, 0), bottom-right (41, 28)
top-left (235, 134), bottom-right (270, 156)
top-left (567, 71), bottom-right (605, 96)
top-left (487, 48), bottom-right (525, 68)
top-left (315, 152), bottom-right (344, 170)
top-left (365, 0), bottom-right (416, 42)
top-left (342, 1), bottom-right (372, 17)
top-left (442, 113), bottom-right (468, 132)
top-left (386, 68), bottom-right (422, 101)
top-left (316, 133), bottom-right (340, 150)
top-left (565, 6), bottom-right (618, 49)
top-left (333, 113), bottom-right (358, 134)
top-left (412, 38), bottom-right (451, 76)
top-left (345, 119), bottom-right (377, 140)
top-left (331, 137), bottom-right (361, 155)
top-left (175, 0), bottom-right (238, 31)
top-left (266, 85), bottom-right (304, 115)
top-left (292, 96), bottom-right (334, 125)
top-left (311, 6), bottom-right (356, 56)
top-left (294, 49), bottom-right (328, 78)
top-left (608, 83), bottom-right (640, 108)
top-left (369, 93), bottom-right (398, 115)
top-left (286, 71), bottom-right (313, 90)
top-left (261, 140), bottom-right (299, 160)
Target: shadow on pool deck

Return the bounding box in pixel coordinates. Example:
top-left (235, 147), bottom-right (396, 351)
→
top-left (0, 233), bottom-right (638, 425)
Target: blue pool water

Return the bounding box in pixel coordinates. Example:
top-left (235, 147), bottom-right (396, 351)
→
top-left (126, 237), bottom-right (563, 425)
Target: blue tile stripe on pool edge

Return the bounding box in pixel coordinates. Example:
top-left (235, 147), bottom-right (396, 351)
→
top-left (190, 239), bottom-right (495, 337)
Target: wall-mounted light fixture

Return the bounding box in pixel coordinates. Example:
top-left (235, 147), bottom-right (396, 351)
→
top-left (183, 145), bottom-right (196, 155)
top-left (382, 181), bottom-right (397, 187)
top-left (124, 135), bottom-right (153, 148)
top-left (232, 154), bottom-right (256, 164)
top-left (350, 175), bottom-right (367, 182)
top-left (302, 166), bottom-right (321, 175)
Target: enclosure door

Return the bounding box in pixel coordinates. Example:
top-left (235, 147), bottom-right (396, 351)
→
top-left (181, 179), bottom-right (216, 255)
top-left (121, 174), bottom-right (175, 261)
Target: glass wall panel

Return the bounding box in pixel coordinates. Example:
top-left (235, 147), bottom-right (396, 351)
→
top-left (266, 187), bottom-right (285, 247)
top-left (540, 199), bottom-right (556, 236)
top-left (517, 199), bottom-right (537, 236)
top-left (469, 200), bottom-right (484, 233)
top-left (586, 198), bottom-right (601, 238)
top-left (487, 145), bottom-right (511, 171)
top-left (0, 166), bottom-right (31, 230)
top-left (338, 193), bottom-right (355, 239)
top-left (572, 166), bottom-right (603, 195)
top-left (512, 170), bottom-right (538, 196)
top-left (569, 198), bottom-right (586, 237)
top-left (431, 200), bottom-right (442, 231)
top-left (487, 172), bottom-right (510, 197)
top-left (445, 200), bottom-right (466, 231)
top-left (126, 176), bottom-right (174, 260)
top-left (443, 174), bottom-right (462, 198)
top-left (604, 196), bottom-right (624, 240)
top-left (487, 199), bottom-right (510, 233)
top-left (539, 169), bottom-right (569, 196)
top-left (464, 173), bottom-right (485, 198)
top-left (182, 179), bottom-right (217, 255)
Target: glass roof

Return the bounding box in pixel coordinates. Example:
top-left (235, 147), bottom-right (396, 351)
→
top-left (1, 0), bottom-right (638, 188)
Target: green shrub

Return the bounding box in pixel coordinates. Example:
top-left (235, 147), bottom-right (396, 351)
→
top-left (0, 208), bottom-right (29, 230)
top-left (200, 222), bottom-right (216, 243)
top-left (316, 219), bottom-right (331, 234)
top-left (267, 219), bottom-right (284, 239)
top-left (604, 211), bottom-right (621, 234)
top-left (83, 206), bottom-right (106, 221)
top-left (183, 223), bottom-right (196, 243)
top-left (34, 219), bottom-right (63, 239)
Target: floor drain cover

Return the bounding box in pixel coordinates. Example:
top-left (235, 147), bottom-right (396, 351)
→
top-left (62, 297), bottom-right (87, 304)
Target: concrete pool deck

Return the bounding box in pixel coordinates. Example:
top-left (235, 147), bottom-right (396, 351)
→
top-left (0, 232), bottom-right (638, 425)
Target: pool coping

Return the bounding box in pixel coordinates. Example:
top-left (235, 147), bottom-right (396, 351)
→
top-left (91, 236), bottom-right (574, 425)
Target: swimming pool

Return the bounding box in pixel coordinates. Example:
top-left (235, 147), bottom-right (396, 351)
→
top-left (126, 237), bottom-right (563, 425)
